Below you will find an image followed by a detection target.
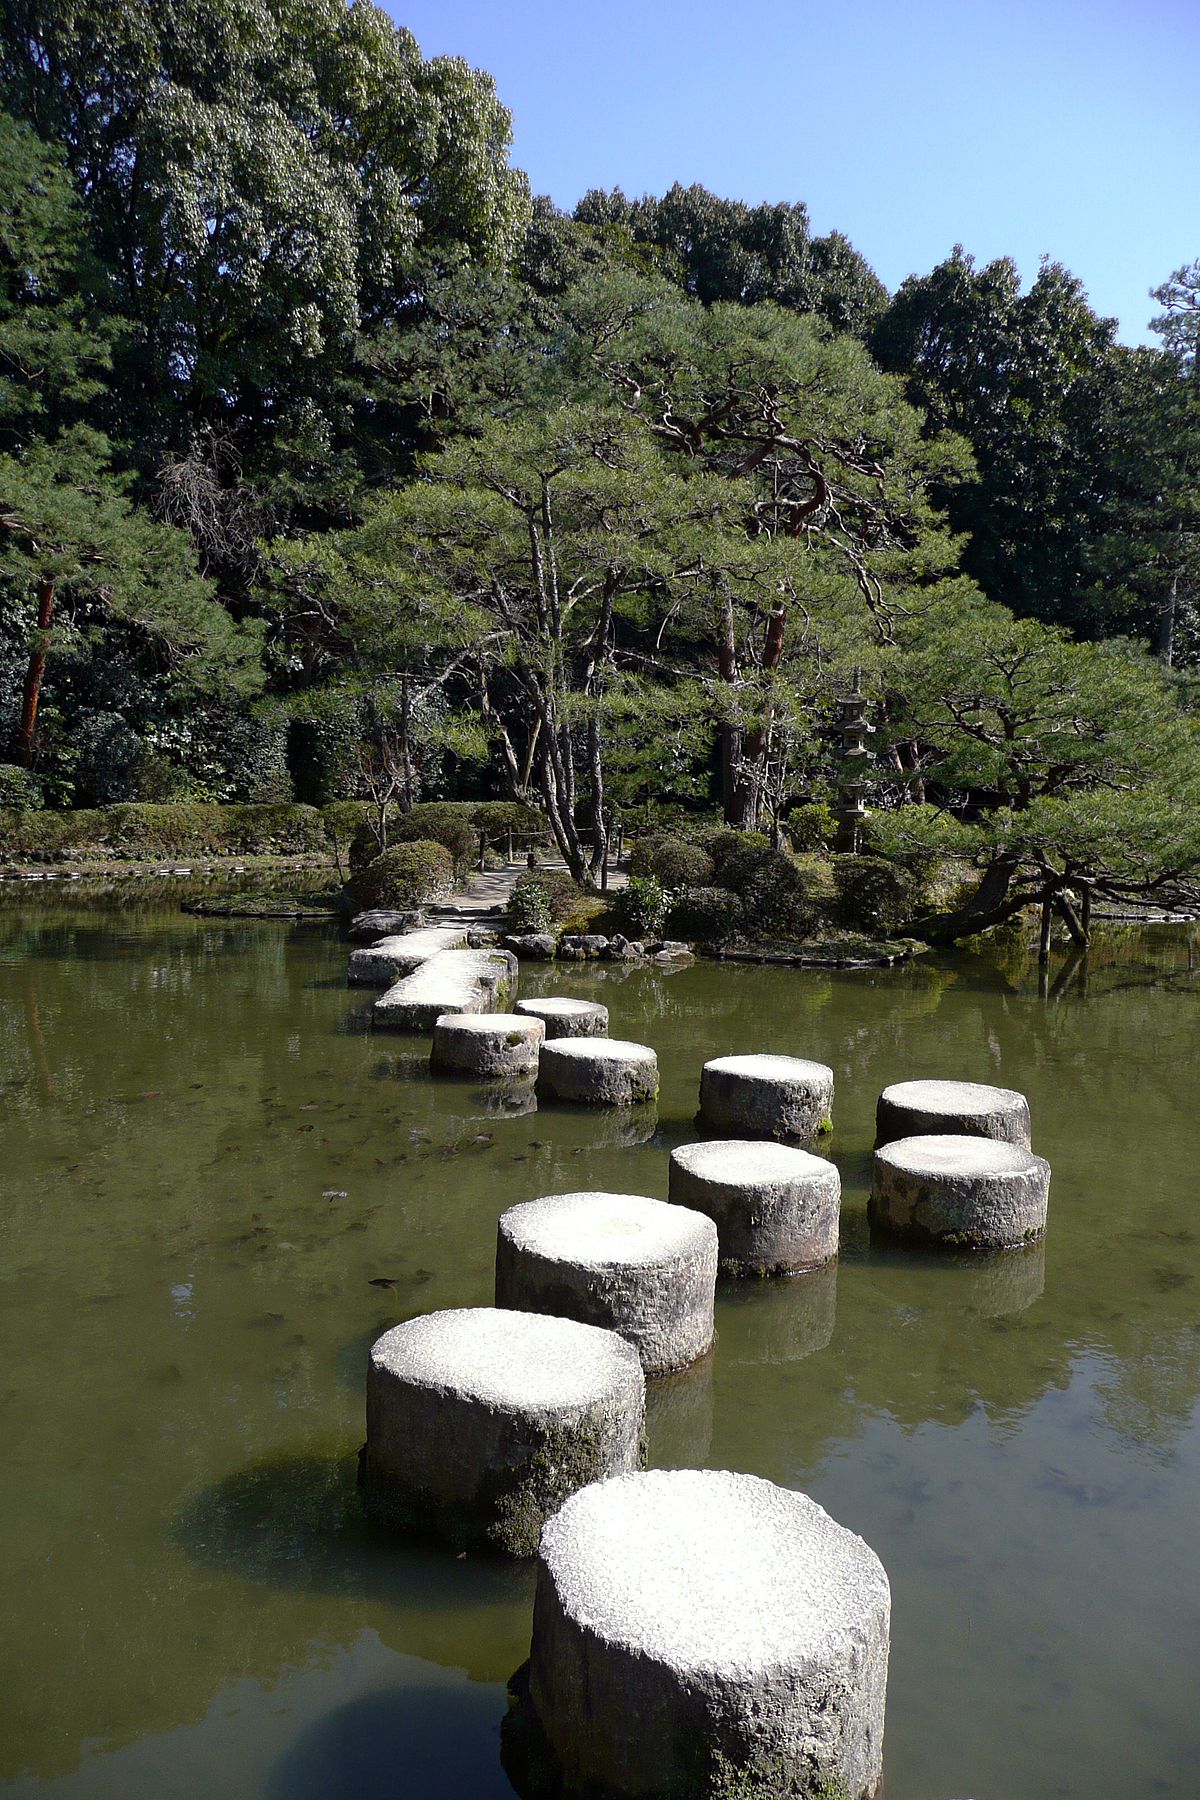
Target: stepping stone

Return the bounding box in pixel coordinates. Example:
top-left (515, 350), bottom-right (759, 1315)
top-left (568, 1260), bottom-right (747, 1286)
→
top-left (698, 1054), bottom-right (834, 1142)
top-left (875, 1078), bottom-right (1032, 1148)
top-left (515, 996), bottom-right (609, 1039)
top-left (348, 925), bottom-right (469, 988)
top-left (431, 1012), bottom-right (544, 1079)
top-left (495, 1191), bottom-right (717, 1375)
top-left (507, 1468), bottom-right (889, 1800)
top-left (538, 1038), bottom-right (658, 1107)
top-left (668, 1138), bottom-right (840, 1275)
top-left (871, 1134), bottom-right (1051, 1249)
top-left (372, 948), bottom-right (517, 1032)
top-left (362, 1307), bottom-right (644, 1556)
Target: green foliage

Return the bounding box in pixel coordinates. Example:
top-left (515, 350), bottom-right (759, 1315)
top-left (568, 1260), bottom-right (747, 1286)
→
top-left (349, 840), bottom-right (453, 910)
top-left (391, 803), bottom-right (478, 878)
top-left (705, 830), bottom-right (773, 891)
top-left (611, 874), bottom-right (669, 938)
top-left (628, 834), bottom-right (716, 888)
top-left (509, 868), bottom-right (580, 928)
top-left (0, 801), bottom-right (329, 860)
top-left (738, 848), bottom-right (819, 940)
top-left (667, 884), bottom-right (746, 948)
top-left (0, 761), bottom-right (41, 808)
top-left (786, 800), bottom-right (837, 852)
top-left (833, 854), bottom-right (927, 934)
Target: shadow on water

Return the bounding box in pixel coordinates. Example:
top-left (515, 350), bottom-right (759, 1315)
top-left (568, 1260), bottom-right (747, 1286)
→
top-left (173, 1448), bottom-right (534, 1672)
top-left (264, 1683), bottom-right (511, 1800)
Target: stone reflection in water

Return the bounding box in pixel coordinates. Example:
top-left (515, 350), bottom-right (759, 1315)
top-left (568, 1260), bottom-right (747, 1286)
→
top-left (868, 1239), bottom-right (1047, 1319)
top-left (716, 1261), bottom-right (839, 1366)
top-left (644, 1354), bottom-right (715, 1469)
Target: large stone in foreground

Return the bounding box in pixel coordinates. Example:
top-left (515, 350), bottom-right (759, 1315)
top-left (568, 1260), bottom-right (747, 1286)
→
top-left (698, 1053), bottom-right (834, 1143)
top-left (515, 996), bottom-right (609, 1039)
top-left (538, 1038), bottom-right (658, 1107)
top-left (362, 1308), bottom-right (644, 1556)
top-left (668, 1138), bottom-right (840, 1275)
top-left (347, 924), bottom-right (468, 987)
top-left (875, 1078), bottom-right (1031, 1148)
top-left (372, 947), bottom-right (517, 1031)
top-left (495, 1191), bottom-right (717, 1375)
top-left (431, 1011), bottom-right (544, 1079)
top-left (510, 1468), bottom-right (889, 1800)
top-left (871, 1133), bottom-right (1050, 1249)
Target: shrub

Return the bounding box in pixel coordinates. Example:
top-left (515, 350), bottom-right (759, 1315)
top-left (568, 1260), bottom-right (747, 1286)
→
top-left (629, 834), bottom-right (715, 889)
top-left (738, 848), bottom-right (818, 940)
top-left (667, 884), bottom-right (745, 948)
top-left (833, 854), bottom-right (928, 934)
top-left (0, 764), bottom-right (43, 811)
top-left (509, 868), bottom-right (579, 930)
top-left (392, 803), bottom-right (478, 878)
top-left (349, 840), bottom-right (454, 910)
top-left (703, 829), bottom-right (772, 892)
top-left (73, 712), bottom-right (144, 805)
top-left (470, 801), bottom-right (544, 845)
top-left (786, 800), bottom-right (837, 853)
top-left (0, 801), bottom-right (330, 862)
top-left (611, 874), bottom-right (669, 939)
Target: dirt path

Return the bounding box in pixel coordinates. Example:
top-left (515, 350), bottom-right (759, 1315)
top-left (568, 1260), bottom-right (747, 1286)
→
top-left (426, 859), bottom-right (626, 926)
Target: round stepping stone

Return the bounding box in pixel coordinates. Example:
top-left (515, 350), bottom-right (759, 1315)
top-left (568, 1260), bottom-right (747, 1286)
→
top-left (668, 1138), bottom-right (840, 1275)
top-left (515, 996), bottom-right (609, 1039)
top-left (876, 1078), bottom-right (1031, 1148)
top-left (495, 1191), bottom-right (717, 1375)
top-left (514, 1468), bottom-right (889, 1800)
top-left (538, 1038), bottom-right (659, 1107)
top-left (871, 1134), bottom-right (1051, 1249)
top-left (362, 1308), bottom-right (644, 1555)
top-left (698, 1053), bottom-right (833, 1142)
top-left (430, 1011), bottom-right (544, 1079)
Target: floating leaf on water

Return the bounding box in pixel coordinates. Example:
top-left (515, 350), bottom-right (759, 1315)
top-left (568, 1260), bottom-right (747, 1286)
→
top-left (298, 1103), bottom-right (319, 1111)
top-left (323, 1189), bottom-right (348, 1200)
top-left (471, 1133), bottom-right (493, 1145)
top-left (138, 1090), bottom-right (162, 1100)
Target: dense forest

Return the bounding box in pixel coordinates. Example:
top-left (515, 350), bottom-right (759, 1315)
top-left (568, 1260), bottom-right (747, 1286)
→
top-left (2, 0), bottom-right (1199, 935)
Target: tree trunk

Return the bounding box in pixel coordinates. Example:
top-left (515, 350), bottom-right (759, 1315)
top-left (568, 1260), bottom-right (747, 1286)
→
top-left (908, 854), bottom-right (1030, 944)
top-left (17, 579), bottom-right (55, 766)
top-left (1038, 896), bottom-right (1053, 965)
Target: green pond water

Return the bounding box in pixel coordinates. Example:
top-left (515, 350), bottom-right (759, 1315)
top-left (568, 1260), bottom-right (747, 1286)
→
top-left (1, 901), bottom-right (1197, 1800)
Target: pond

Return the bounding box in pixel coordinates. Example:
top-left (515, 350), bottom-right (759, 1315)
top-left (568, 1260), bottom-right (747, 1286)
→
top-left (0, 903), bottom-right (1197, 1800)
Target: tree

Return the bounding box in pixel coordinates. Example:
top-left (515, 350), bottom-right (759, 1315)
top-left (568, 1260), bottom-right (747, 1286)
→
top-left (574, 184), bottom-right (888, 338)
top-left (573, 275), bottom-right (973, 826)
top-left (1, 0), bottom-right (530, 501)
top-left (871, 606), bottom-right (1200, 942)
top-left (872, 248), bottom-right (1118, 631)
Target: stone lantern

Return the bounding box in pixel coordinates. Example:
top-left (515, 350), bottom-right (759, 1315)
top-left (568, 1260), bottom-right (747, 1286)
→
top-left (833, 668), bottom-right (873, 854)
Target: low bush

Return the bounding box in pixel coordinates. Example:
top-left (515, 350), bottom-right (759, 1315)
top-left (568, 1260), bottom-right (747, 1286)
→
top-left (349, 840), bottom-right (453, 910)
top-left (0, 764), bottom-right (44, 811)
top-left (667, 884), bottom-right (745, 948)
top-left (628, 834), bottom-right (715, 889)
top-left (738, 847), bottom-right (818, 940)
top-left (786, 800), bottom-right (837, 854)
top-left (611, 874), bottom-right (669, 939)
top-left (0, 801), bottom-right (331, 862)
top-left (509, 868), bottom-right (580, 931)
top-left (391, 803), bottom-right (478, 878)
top-left (703, 829), bottom-right (772, 892)
top-left (833, 854), bottom-right (928, 934)
top-left (470, 801), bottom-right (544, 846)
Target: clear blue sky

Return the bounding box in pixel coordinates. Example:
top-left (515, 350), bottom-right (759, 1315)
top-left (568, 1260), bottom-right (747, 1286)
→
top-left (386, 0), bottom-right (1197, 345)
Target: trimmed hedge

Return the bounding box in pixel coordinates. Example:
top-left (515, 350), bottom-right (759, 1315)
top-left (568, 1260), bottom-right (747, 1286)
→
top-left (349, 841), bottom-right (454, 910)
top-left (628, 833), bottom-right (716, 889)
top-left (668, 885), bottom-right (745, 948)
top-left (0, 801), bottom-right (337, 862)
top-left (509, 869), bottom-right (580, 930)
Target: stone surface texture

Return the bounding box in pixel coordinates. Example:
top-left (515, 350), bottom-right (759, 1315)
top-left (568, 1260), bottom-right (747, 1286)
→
top-left (430, 1011), bottom-right (544, 1079)
top-left (372, 947), bottom-right (517, 1031)
top-left (698, 1054), bottom-right (834, 1143)
top-left (362, 1307), bottom-right (644, 1555)
top-left (526, 1468), bottom-right (889, 1799)
top-left (668, 1138), bottom-right (841, 1276)
top-left (348, 925), bottom-right (468, 988)
top-left (495, 1191), bottom-right (717, 1375)
top-left (347, 907), bottom-right (425, 942)
top-left (537, 1038), bottom-right (659, 1107)
top-left (871, 1133), bottom-right (1051, 1248)
top-left (875, 1078), bottom-right (1032, 1148)
top-left (515, 996), bottom-right (609, 1039)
